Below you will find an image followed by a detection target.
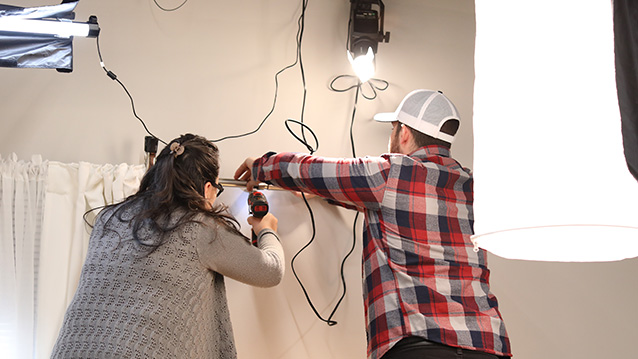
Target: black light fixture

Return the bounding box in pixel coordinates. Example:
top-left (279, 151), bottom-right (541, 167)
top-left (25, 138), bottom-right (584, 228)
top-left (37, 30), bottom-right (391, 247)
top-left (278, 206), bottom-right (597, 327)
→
top-left (347, 0), bottom-right (390, 82)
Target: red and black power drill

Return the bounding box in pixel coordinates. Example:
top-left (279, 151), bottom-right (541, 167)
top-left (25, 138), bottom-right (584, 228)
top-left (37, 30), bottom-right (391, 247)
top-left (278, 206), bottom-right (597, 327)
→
top-left (248, 190), bottom-right (269, 245)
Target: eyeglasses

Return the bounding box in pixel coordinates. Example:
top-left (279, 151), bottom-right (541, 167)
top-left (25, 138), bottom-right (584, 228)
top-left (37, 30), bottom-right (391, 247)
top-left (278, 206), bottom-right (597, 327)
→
top-left (213, 182), bottom-right (224, 196)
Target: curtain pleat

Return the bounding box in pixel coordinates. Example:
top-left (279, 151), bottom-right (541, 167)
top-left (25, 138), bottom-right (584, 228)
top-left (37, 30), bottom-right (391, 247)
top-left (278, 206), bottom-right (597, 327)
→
top-left (34, 161), bottom-right (145, 358)
top-left (0, 154), bottom-right (145, 358)
top-left (0, 154), bottom-right (48, 359)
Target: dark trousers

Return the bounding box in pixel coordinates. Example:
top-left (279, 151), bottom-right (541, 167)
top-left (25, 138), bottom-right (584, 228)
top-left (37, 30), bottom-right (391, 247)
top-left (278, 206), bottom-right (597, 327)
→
top-left (381, 337), bottom-right (509, 359)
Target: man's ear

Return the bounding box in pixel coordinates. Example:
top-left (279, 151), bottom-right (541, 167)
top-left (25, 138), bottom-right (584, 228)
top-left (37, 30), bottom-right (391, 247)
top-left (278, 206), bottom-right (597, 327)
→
top-left (400, 124), bottom-right (412, 146)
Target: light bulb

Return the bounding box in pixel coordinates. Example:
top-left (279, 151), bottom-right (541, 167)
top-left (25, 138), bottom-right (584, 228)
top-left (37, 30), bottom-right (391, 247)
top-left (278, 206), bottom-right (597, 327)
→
top-left (0, 18), bottom-right (95, 38)
top-left (348, 47), bottom-right (375, 83)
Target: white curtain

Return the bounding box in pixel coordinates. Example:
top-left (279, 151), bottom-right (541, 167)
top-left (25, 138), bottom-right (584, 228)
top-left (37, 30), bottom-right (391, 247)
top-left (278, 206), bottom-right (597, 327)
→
top-left (0, 154), bottom-right (146, 359)
top-left (35, 160), bottom-right (145, 358)
top-left (0, 154), bottom-right (48, 359)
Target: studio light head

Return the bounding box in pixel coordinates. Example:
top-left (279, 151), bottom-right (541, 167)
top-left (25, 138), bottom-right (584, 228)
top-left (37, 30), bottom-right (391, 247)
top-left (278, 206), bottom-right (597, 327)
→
top-left (347, 0), bottom-right (389, 82)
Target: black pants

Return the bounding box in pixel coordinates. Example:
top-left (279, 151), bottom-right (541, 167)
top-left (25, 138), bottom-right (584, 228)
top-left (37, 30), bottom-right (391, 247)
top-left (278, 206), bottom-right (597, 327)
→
top-left (381, 337), bottom-right (509, 359)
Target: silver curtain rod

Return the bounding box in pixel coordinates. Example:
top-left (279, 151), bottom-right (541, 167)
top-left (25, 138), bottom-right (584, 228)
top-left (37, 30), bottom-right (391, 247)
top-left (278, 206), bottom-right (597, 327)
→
top-left (218, 178), bottom-right (284, 191)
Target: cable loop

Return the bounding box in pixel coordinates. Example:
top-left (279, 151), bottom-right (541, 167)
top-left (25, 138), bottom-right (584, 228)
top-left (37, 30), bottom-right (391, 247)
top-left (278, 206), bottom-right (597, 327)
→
top-left (285, 119), bottom-right (319, 154)
top-left (329, 75), bottom-right (389, 100)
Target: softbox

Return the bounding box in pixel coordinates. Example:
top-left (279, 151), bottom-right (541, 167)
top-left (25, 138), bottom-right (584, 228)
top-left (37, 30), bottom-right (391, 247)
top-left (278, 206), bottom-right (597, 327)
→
top-left (0, 1), bottom-right (80, 72)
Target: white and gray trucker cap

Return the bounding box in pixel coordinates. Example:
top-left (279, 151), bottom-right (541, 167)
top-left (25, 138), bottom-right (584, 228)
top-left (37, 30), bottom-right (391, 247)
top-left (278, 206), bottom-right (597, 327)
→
top-left (374, 89), bottom-right (460, 143)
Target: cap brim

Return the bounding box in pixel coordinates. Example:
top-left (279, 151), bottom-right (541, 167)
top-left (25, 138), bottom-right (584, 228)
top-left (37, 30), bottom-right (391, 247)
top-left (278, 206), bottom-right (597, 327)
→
top-left (373, 112), bottom-right (397, 122)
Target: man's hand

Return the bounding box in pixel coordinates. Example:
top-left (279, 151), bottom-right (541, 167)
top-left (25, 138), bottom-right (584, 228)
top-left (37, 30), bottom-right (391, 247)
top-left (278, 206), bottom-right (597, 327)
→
top-left (234, 157), bottom-right (260, 191)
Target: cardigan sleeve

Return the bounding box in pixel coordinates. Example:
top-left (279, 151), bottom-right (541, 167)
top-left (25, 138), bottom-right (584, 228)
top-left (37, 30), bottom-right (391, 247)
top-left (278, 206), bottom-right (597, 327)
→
top-left (196, 223), bottom-right (284, 288)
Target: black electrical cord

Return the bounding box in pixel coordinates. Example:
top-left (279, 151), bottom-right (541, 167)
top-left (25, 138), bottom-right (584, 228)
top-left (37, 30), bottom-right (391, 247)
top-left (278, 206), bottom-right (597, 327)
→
top-left (286, 0), bottom-right (393, 323)
top-left (296, 0), bottom-right (310, 145)
top-left (343, 83), bottom-right (362, 315)
top-left (95, 34), bottom-right (167, 146)
top-left (348, 82), bottom-right (361, 156)
top-left (291, 192), bottom-right (337, 325)
top-left (153, 0), bottom-right (188, 12)
top-left (284, 119), bottom-right (318, 154)
top-left (322, 83), bottom-right (362, 326)
top-left (322, 79), bottom-right (365, 327)
top-left (288, 77), bottom-right (373, 327)
top-left (280, 0), bottom-right (358, 327)
top-left (285, 118), bottom-right (346, 327)
top-left (329, 74), bottom-right (389, 101)
top-left (211, 0), bottom-right (309, 143)
top-left (307, 73), bottom-right (388, 326)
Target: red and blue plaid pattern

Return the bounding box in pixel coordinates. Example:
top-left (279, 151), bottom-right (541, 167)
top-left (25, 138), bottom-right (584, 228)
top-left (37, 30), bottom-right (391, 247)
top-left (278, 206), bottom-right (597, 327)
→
top-left (253, 146), bottom-right (511, 358)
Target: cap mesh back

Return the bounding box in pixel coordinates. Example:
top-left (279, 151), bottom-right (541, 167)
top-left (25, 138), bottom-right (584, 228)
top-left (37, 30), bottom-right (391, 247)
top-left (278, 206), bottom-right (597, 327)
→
top-left (401, 91), bottom-right (431, 119)
top-left (423, 95), bottom-right (457, 125)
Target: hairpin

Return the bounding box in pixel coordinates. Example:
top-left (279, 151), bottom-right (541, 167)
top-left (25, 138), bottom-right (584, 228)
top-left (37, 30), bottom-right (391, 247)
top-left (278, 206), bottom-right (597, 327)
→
top-left (169, 142), bottom-right (185, 158)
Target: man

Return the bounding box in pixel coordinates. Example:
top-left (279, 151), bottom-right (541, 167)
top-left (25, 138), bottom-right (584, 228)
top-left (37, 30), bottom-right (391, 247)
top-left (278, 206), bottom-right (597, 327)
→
top-left (235, 90), bottom-right (512, 359)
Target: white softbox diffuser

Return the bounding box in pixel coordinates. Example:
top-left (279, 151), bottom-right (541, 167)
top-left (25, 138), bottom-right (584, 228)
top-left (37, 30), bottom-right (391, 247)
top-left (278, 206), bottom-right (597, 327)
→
top-left (471, 0), bottom-right (638, 262)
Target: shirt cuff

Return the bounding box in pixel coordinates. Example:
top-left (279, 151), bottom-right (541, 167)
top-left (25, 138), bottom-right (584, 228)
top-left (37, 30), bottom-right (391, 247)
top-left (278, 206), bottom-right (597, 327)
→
top-left (253, 151), bottom-right (277, 182)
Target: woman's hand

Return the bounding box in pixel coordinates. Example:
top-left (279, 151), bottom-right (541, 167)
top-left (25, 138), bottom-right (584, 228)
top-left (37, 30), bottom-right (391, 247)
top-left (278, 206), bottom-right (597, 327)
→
top-left (247, 212), bottom-right (278, 234)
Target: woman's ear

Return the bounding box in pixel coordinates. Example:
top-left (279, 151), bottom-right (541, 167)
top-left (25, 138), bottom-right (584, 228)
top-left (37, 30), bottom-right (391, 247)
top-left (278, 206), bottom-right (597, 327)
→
top-left (203, 181), bottom-right (215, 200)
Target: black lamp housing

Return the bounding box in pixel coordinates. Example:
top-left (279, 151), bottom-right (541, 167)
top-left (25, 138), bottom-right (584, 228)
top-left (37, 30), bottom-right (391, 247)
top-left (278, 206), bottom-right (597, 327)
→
top-left (348, 0), bottom-right (390, 58)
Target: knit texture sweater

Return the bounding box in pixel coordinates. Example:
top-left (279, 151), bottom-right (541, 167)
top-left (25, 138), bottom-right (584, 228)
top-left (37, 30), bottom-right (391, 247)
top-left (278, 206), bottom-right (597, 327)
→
top-left (51, 204), bottom-right (284, 359)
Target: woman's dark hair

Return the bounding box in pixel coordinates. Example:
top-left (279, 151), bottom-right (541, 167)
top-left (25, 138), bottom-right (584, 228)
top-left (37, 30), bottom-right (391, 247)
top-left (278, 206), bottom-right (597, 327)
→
top-left (101, 133), bottom-right (242, 250)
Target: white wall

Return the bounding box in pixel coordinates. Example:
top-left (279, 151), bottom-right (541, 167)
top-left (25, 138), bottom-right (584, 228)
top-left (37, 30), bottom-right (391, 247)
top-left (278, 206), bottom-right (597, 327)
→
top-left (1, 1), bottom-right (637, 358)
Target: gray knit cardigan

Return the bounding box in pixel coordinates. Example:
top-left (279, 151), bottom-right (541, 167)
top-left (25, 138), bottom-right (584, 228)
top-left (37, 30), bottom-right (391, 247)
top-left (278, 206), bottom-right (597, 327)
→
top-left (51, 205), bottom-right (284, 359)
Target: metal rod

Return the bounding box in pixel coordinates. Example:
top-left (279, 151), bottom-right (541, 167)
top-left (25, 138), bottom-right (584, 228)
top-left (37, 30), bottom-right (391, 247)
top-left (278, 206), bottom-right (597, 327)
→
top-left (218, 178), bottom-right (284, 191)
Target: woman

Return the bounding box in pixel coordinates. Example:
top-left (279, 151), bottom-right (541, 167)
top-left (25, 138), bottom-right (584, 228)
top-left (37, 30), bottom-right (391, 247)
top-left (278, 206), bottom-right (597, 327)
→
top-left (51, 134), bottom-right (284, 358)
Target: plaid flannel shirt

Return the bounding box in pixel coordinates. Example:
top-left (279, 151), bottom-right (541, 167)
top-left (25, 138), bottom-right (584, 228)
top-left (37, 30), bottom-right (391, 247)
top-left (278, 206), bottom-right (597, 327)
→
top-left (253, 146), bottom-right (511, 359)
